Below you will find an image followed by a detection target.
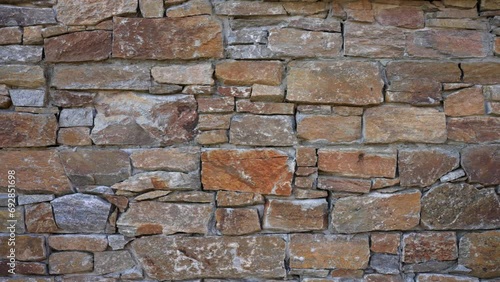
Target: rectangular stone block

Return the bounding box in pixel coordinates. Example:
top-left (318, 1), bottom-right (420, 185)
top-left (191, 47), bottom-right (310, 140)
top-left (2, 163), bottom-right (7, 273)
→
top-left (0, 113), bottom-right (56, 148)
top-left (230, 115), bottom-right (295, 146)
top-left (263, 199), bottom-right (328, 232)
top-left (345, 22), bottom-right (405, 58)
top-left (318, 149), bottom-right (397, 178)
top-left (268, 28), bottom-right (342, 57)
top-left (0, 46), bottom-right (43, 64)
top-left (448, 117), bottom-right (500, 143)
top-left (55, 0), bottom-right (137, 25)
top-left (0, 5), bottom-right (56, 26)
top-left (9, 89), bottom-right (45, 107)
top-left (297, 115), bottom-right (361, 143)
top-left (0, 65), bottom-right (45, 88)
top-left (216, 60), bottom-right (283, 86)
top-left (44, 31), bottom-right (112, 62)
top-left (152, 63), bottom-right (214, 85)
top-left (403, 232), bottom-right (458, 264)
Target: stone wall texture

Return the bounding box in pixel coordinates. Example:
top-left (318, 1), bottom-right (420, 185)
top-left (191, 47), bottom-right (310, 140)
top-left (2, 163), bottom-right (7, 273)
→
top-left (0, 0), bottom-right (499, 281)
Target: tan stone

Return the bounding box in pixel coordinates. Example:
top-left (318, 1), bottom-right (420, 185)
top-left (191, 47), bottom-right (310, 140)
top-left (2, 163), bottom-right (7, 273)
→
top-left (297, 115), bottom-right (361, 143)
top-left (166, 0), bottom-right (211, 17)
top-left (151, 63), bottom-right (214, 85)
top-left (216, 60), bottom-right (283, 86)
top-left (214, 1), bottom-right (286, 15)
top-left (403, 232), bottom-right (457, 263)
top-left (344, 22), bottom-right (405, 57)
top-left (57, 127), bottom-right (92, 146)
top-left (318, 176), bottom-right (371, 193)
top-left (0, 27), bottom-right (22, 45)
top-left (332, 190), bottom-right (421, 233)
top-left (25, 203), bottom-right (59, 233)
top-left (0, 65), bottom-right (44, 88)
top-left (198, 114), bottom-right (232, 130)
top-left (296, 147), bottom-right (317, 167)
top-left (426, 18), bottom-right (489, 30)
top-left (375, 6), bottom-right (424, 28)
top-left (263, 199), bottom-right (328, 232)
top-left (230, 115), bottom-right (295, 146)
top-left (49, 252), bottom-right (93, 274)
top-left (444, 86), bottom-right (485, 116)
top-left (48, 235), bottom-right (107, 252)
top-left (130, 147), bottom-right (199, 172)
top-left (44, 31), bottom-right (111, 62)
top-left (216, 191), bottom-right (264, 207)
top-left (216, 208), bottom-right (261, 235)
top-left (294, 189), bottom-right (328, 199)
top-left (0, 235), bottom-right (46, 261)
top-left (23, 26), bottom-right (43, 45)
top-left (55, 0), bottom-right (137, 25)
top-left (290, 234), bottom-right (369, 269)
top-left (287, 61), bottom-right (384, 105)
top-left (251, 84), bottom-right (284, 102)
top-left (461, 145), bottom-right (499, 185)
top-left (371, 232), bottom-right (400, 254)
top-left (372, 178), bottom-right (400, 189)
top-left (201, 149), bottom-right (293, 196)
top-left (140, 0), bottom-right (164, 17)
top-left (331, 269), bottom-right (364, 278)
top-left (458, 231), bottom-right (500, 278)
top-left (318, 149), bottom-right (397, 178)
top-left (364, 105), bottom-right (447, 143)
top-left (236, 100), bottom-right (294, 115)
top-left (196, 130), bottom-right (228, 145)
top-left (268, 28), bottom-right (342, 57)
top-left (462, 62), bottom-right (500, 85)
top-left (448, 117), bottom-right (500, 143)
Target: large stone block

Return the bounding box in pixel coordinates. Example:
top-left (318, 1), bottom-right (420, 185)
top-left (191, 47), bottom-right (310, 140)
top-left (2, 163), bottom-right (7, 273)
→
top-left (44, 31), bottom-right (112, 62)
top-left (0, 113), bottom-right (56, 147)
top-left (0, 65), bottom-right (44, 88)
top-left (54, 0), bottom-right (137, 25)
top-left (263, 199), bottom-right (328, 232)
top-left (402, 232), bottom-right (458, 263)
top-left (297, 115), bottom-right (361, 143)
top-left (458, 231), bottom-right (500, 278)
top-left (447, 117), bottom-right (500, 143)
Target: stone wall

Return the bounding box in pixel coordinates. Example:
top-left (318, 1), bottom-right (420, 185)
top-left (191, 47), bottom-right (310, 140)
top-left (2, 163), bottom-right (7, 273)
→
top-left (0, 0), bottom-right (499, 281)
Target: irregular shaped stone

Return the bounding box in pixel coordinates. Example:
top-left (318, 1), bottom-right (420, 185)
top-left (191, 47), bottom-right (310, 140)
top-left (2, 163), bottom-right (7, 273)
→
top-left (287, 61), bottom-right (384, 105)
top-left (216, 191), bottom-right (264, 207)
top-left (263, 199), bottom-right (327, 232)
top-left (332, 190), bottom-right (421, 233)
top-left (158, 191), bottom-right (213, 203)
top-left (18, 195), bottom-right (54, 205)
top-left (416, 274), bottom-right (479, 282)
top-left (0, 261), bottom-right (47, 276)
top-left (403, 232), bottom-right (457, 264)
top-left (288, 17), bottom-right (341, 32)
top-left (50, 90), bottom-right (95, 107)
top-left (111, 171), bottom-right (200, 192)
top-left (371, 232), bottom-right (400, 254)
top-left (345, 22), bottom-right (405, 57)
top-left (461, 145), bottom-right (499, 185)
top-left (201, 149), bottom-right (293, 196)
top-left (458, 231), bottom-right (500, 278)
top-left (94, 251), bottom-right (135, 275)
top-left (294, 189), bottom-right (328, 199)
top-left (215, 1), bottom-right (286, 15)
top-left (151, 63), bottom-right (213, 85)
top-left (91, 93), bottom-right (197, 145)
top-left (0, 235), bottom-right (46, 261)
top-left (461, 62), bottom-right (500, 85)
top-left (9, 89), bottom-right (45, 107)
top-left (52, 193), bottom-right (111, 233)
top-left (318, 176), bottom-right (371, 193)
top-left (230, 115), bottom-right (295, 146)
top-left (132, 235), bottom-right (286, 280)
top-left (372, 178), bottom-right (400, 189)
top-left (113, 16), bottom-right (222, 60)
top-left (135, 190), bottom-right (170, 201)
top-left (370, 254), bottom-right (399, 274)
top-left (216, 60), bottom-right (282, 86)
top-left (0, 27), bottom-right (22, 45)
top-left (421, 183), bottom-right (500, 230)
top-left (0, 65), bottom-right (44, 88)
top-left (282, 2), bottom-right (328, 15)
top-left (364, 105), bottom-right (447, 143)
top-left (297, 115), bottom-right (361, 143)
top-left (398, 149), bottom-right (459, 187)
top-left (447, 117), bottom-right (500, 143)
top-left (365, 274), bottom-right (404, 282)
top-left (52, 64), bottom-right (150, 90)
top-left (140, 0), bottom-right (164, 17)
top-left (131, 147), bottom-right (199, 172)
top-left (44, 31), bottom-right (112, 62)
top-left (0, 46), bottom-right (42, 63)
top-left (440, 169), bottom-right (466, 183)
top-left (55, 0), bottom-right (137, 25)
top-left (290, 234), bottom-right (369, 269)
top-left (407, 30), bottom-right (489, 58)
top-left (59, 108), bottom-right (94, 127)
top-left (25, 203), bottom-right (59, 233)
top-left (216, 208), bottom-right (261, 235)
top-left (59, 150), bottom-right (130, 186)
top-left (0, 150), bottom-right (70, 194)
top-left (268, 28), bottom-right (341, 57)
top-left (107, 235), bottom-right (132, 250)
top-left (444, 86), bottom-right (485, 116)
top-left (57, 127), bottom-right (92, 146)
top-left (48, 235), bottom-right (108, 252)
top-left (226, 44), bottom-right (274, 59)
top-left (318, 149), bottom-right (397, 178)
top-left (166, 0), bottom-right (211, 17)
top-left (0, 5), bottom-right (56, 26)
top-left (49, 252), bottom-right (93, 274)
top-left (0, 96), bottom-right (11, 109)
top-left (375, 6), bottom-right (424, 28)
top-left (0, 206), bottom-right (24, 234)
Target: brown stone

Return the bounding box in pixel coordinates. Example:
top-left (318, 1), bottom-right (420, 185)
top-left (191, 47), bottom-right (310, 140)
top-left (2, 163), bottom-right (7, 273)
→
top-left (372, 178), bottom-right (400, 189)
top-left (458, 231), bottom-right (500, 278)
top-left (216, 191), bottom-right (264, 207)
top-left (130, 147), bottom-right (199, 172)
top-left (444, 86), bottom-right (485, 116)
top-left (461, 62), bottom-right (500, 84)
top-left (0, 235), bottom-right (46, 261)
top-left (201, 149), bottom-right (293, 196)
top-left (214, 1), bottom-right (286, 15)
top-left (462, 145), bottom-right (499, 185)
top-left (197, 96), bottom-right (234, 113)
top-left (287, 60), bottom-right (384, 105)
top-left (25, 203), bottom-right (59, 233)
top-left (44, 31), bottom-right (111, 62)
top-left (50, 90), bottom-right (95, 107)
top-left (216, 60), bottom-right (283, 86)
top-left (288, 18), bottom-right (341, 32)
top-left (371, 232), bottom-right (400, 254)
top-left (332, 190), bottom-right (421, 233)
top-left (0, 261), bottom-right (46, 276)
top-left (94, 250), bottom-right (135, 275)
top-left (0, 65), bottom-right (44, 88)
top-left (55, 0), bottom-right (137, 25)
top-left (318, 149), bottom-right (397, 178)
top-left (48, 235), bottom-right (107, 252)
top-left (0, 27), bottom-right (22, 45)
top-left (0, 96), bottom-right (11, 109)
top-left (398, 149), bottom-right (459, 187)
top-left (218, 86), bottom-right (251, 98)
top-left (421, 183), bottom-right (500, 230)
top-left (196, 130), bottom-right (228, 145)
top-left (236, 100), bottom-right (294, 115)
top-left (332, 106), bottom-right (363, 116)
top-left (132, 235), bottom-right (286, 280)
top-left (216, 208), bottom-right (261, 235)
top-left (364, 105), bottom-right (447, 143)
top-left (318, 176), bottom-right (371, 193)
top-left (448, 117), bottom-right (500, 143)
top-left (0, 150), bottom-right (70, 194)
top-left (111, 171), bottom-right (200, 192)
top-left (296, 147), bottom-right (317, 167)
top-left (0, 113), bottom-right (57, 148)
top-left (57, 127), bottom-right (92, 146)
top-left (198, 114), bottom-right (232, 130)
top-left (344, 22), bottom-right (405, 58)
top-left (402, 232), bottom-right (458, 263)
top-left (91, 93), bottom-right (197, 145)
top-left (117, 201), bottom-right (212, 236)
top-left (407, 30), bottom-right (489, 58)
top-left (297, 115), bottom-right (361, 143)
top-left (416, 274), bottom-right (479, 282)
top-left (157, 191), bottom-right (213, 203)
top-left (263, 199), bottom-right (328, 232)
top-left (166, 0), bottom-right (211, 18)
top-left (426, 18), bottom-right (489, 30)
top-left (49, 252), bottom-right (93, 274)
top-left (290, 234), bottom-right (369, 269)
top-left (294, 176), bottom-right (315, 189)
top-left (375, 6), bottom-right (424, 28)
top-left (297, 105), bottom-right (332, 114)
top-left (250, 84), bottom-right (284, 102)
top-left (59, 149), bottom-right (130, 186)
top-left (294, 189), bottom-right (328, 199)
top-left (331, 269), bottom-right (364, 278)
top-left (230, 115), bottom-right (295, 146)
top-left (113, 16), bottom-right (223, 60)
top-left (268, 28), bottom-right (342, 57)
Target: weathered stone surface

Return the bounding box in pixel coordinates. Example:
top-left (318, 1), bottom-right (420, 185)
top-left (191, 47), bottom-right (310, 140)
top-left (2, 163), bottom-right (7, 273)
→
top-left (461, 62), bottom-right (500, 85)
top-left (197, 96), bottom-right (234, 113)
top-left (18, 194), bottom-right (54, 205)
top-left (216, 208), bottom-right (261, 235)
top-left (448, 117), bottom-right (500, 143)
top-left (50, 90), bottom-right (95, 107)
top-left (365, 274), bottom-right (404, 282)
top-left (113, 16), bottom-right (223, 60)
top-left (59, 150), bottom-right (130, 186)
top-left (91, 93), bottom-right (197, 145)
top-left (0, 46), bottom-right (42, 64)
top-left (230, 115), bottom-right (295, 146)
top-left (111, 171), bottom-right (200, 192)
top-left (0, 27), bottom-right (22, 45)
top-left (263, 199), bottom-right (328, 232)
top-left (201, 149), bottom-right (293, 196)
top-left (421, 183), bottom-right (500, 230)
top-left (458, 231), bottom-right (500, 278)
top-left (296, 147), bottom-right (317, 167)
top-left (216, 60), bottom-right (283, 86)
top-left (440, 169), bottom-right (466, 183)
top-left (332, 190), bottom-right (421, 233)
top-left (59, 108), bottom-right (94, 127)
top-left (0, 5), bottom-right (56, 26)
top-left (0, 206), bottom-right (24, 233)
top-left (117, 201), bottom-right (211, 236)
top-left (370, 254), bottom-right (399, 274)
top-left (54, 0), bottom-right (137, 25)
top-left (48, 235), bottom-right (108, 252)
top-left (318, 149), bottom-right (397, 178)
top-left (216, 191), bottom-right (264, 207)
top-left (131, 147), bottom-right (199, 172)
top-left (290, 234), bottom-right (369, 269)
top-left (215, 1), bottom-right (286, 15)
top-left (25, 203), bottom-right (59, 233)
top-left (398, 149), bottom-right (459, 187)
top-left (151, 63), bottom-right (213, 85)
top-left (0, 65), bottom-right (44, 88)
top-left (140, 0), bottom-right (164, 17)
top-left (403, 232), bottom-right (457, 263)
top-left (49, 252), bottom-right (93, 274)
top-left (364, 106), bottom-right (447, 143)
top-left (0, 235), bottom-right (46, 261)
top-left (251, 84), bottom-right (284, 102)
top-left (288, 17), bottom-right (341, 32)
top-left (135, 190), bottom-right (171, 201)
top-left (318, 176), bottom-right (371, 193)
top-left (427, 18), bottom-right (489, 30)
top-left (52, 193), bottom-right (111, 233)
top-left (297, 115), bottom-right (361, 143)
top-left (44, 31), bottom-right (112, 62)
top-left (287, 61), bottom-right (384, 105)
top-left (196, 130), bottom-right (228, 145)
top-left (444, 86), bottom-right (485, 116)
top-left (166, 0), bottom-right (211, 17)
top-left (0, 150), bottom-right (70, 194)
top-left (0, 261), bottom-right (47, 276)
top-left (149, 83), bottom-right (182, 94)
top-left (268, 28), bottom-right (342, 57)
top-left (9, 89), bottom-right (45, 107)
top-left (0, 95), bottom-right (11, 108)
top-left (375, 6), bottom-right (424, 28)
top-left (372, 178), bottom-right (400, 189)
top-left (94, 251), bottom-right (135, 275)
top-left (236, 100), bottom-right (293, 115)
top-left (52, 65), bottom-right (150, 90)
top-left (158, 191), bottom-right (213, 203)
top-left (461, 145), bottom-right (499, 185)
top-left (218, 86), bottom-right (251, 98)
top-left (131, 235), bottom-right (286, 280)
top-left (371, 232), bottom-right (400, 254)
top-left (345, 22), bottom-right (405, 58)
top-left (417, 274), bottom-right (479, 282)
top-left (57, 127), bottom-right (92, 146)
top-left (294, 189), bottom-right (328, 199)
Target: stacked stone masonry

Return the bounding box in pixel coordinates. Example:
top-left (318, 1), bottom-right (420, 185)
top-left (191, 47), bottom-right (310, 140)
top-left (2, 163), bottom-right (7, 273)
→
top-left (0, 0), bottom-right (499, 281)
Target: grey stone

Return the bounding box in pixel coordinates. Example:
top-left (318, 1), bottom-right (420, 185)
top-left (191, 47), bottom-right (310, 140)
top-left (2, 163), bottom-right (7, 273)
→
top-left (108, 234), bottom-right (132, 250)
top-left (440, 169), bottom-right (466, 182)
top-left (371, 254), bottom-right (400, 274)
top-left (94, 250), bottom-right (136, 275)
top-left (0, 45), bottom-right (42, 63)
top-left (0, 5), bottom-right (56, 26)
top-left (227, 29), bottom-right (268, 44)
top-left (149, 83), bottom-right (183, 94)
top-left (0, 206), bottom-right (25, 233)
top-left (227, 45), bottom-right (275, 59)
top-left (0, 194), bottom-right (8, 206)
top-left (230, 115), bottom-right (296, 146)
top-left (111, 171), bottom-right (201, 192)
top-left (59, 108), bottom-right (94, 127)
top-left (9, 89), bottom-right (45, 107)
top-left (17, 194), bottom-right (54, 205)
top-left (51, 193), bottom-right (111, 233)
top-left (403, 261), bottom-right (455, 273)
